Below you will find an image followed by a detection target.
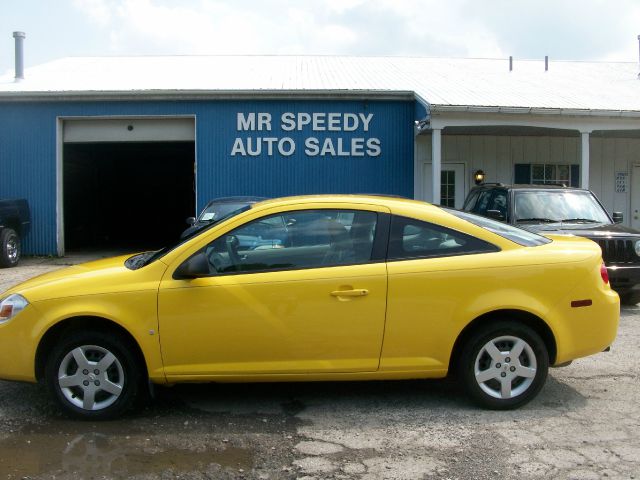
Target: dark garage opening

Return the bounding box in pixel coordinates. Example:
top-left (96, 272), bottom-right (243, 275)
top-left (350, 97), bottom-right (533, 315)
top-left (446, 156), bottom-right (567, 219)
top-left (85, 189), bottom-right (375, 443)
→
top-left (64, 142), bottom-right (195, 252)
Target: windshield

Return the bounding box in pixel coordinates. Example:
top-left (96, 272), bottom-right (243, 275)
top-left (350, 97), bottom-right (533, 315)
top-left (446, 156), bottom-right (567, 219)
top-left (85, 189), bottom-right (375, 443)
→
top-left (444, 208), bottom-right (551, 247)
top-left (125, 204), bottom-right (252, 270)
top-left (514, 190), bottom-right (611, 224)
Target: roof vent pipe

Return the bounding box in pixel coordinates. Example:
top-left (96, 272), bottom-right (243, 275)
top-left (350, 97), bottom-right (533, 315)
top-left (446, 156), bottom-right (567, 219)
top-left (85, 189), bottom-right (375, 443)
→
top-left (509, 55), bottom-right (513, 71)
top-left (13, 31), bottom-right (25, 81)
top-left (545, 55), bottom-right (549, 71)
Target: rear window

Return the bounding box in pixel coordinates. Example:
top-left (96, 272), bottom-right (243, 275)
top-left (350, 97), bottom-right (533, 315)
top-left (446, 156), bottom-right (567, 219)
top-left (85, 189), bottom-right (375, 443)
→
top-left (444, 208), bottom-right (551, 247)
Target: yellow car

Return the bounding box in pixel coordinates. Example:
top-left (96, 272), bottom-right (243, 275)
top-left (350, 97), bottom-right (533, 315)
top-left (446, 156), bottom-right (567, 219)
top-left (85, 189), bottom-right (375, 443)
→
top-left (0, 195), bottom-right (619, 419)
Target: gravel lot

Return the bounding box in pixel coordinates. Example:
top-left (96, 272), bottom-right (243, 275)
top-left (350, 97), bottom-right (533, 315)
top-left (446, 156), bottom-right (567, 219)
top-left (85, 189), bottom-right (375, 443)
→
top-left (0, 257), bottom-right (638, 479)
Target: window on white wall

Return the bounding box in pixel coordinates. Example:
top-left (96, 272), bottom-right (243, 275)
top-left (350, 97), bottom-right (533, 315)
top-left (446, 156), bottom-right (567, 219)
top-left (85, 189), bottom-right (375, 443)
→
top-left (531, 164), bottom-right (570, 184)
top-left (440, 170), bottom-right (456, 207)
top-left (515, 163), bottom-right (580, 187)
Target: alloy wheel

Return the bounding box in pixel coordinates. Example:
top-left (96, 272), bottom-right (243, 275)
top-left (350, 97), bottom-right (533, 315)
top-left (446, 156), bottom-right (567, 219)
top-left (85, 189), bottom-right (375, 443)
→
top-left (473, 335), bottom-right (537, 399)
top-left (57, 345), bottom-right (125, 411)
top-left (6, 234), bottom-right (18, 262)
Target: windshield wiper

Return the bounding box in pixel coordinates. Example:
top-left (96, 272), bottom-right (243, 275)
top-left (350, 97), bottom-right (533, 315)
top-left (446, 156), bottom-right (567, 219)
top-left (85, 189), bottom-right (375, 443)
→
top-left (516, 218), bottom-right (558, 223)
top-left (559, 218), bottom-right (599, 223)
top-left (126, 251), bottom-right (157, 270)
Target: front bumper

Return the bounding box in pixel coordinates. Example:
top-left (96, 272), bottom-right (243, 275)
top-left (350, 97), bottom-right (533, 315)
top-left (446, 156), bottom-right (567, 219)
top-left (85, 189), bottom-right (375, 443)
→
top-left (0, 304), bottom-right (39, 382)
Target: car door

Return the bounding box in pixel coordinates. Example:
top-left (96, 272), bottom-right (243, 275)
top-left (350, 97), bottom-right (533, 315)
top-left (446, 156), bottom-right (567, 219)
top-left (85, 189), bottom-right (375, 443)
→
top-left (157, 206), bottom-right (389, 379)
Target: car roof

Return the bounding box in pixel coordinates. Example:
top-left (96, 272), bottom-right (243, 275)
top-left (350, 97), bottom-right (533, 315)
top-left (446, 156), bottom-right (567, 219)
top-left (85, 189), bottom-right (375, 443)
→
top-left (204, 196), bottom-right (267, 205)
top-left (250, 194), bottom-right (437, 211)
top-left (471, 184), bottom-right (588, 192)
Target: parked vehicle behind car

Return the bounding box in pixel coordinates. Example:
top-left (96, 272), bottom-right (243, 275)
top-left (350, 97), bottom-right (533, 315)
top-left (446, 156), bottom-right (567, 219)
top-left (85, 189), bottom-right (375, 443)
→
top-left (180, 196), bottom-right (267, 239)
top-left (0, 195), bottom-right (619, 419)
top-left (463, 184), bottom-right (640, 304)
top-left (0, 199), bottom-right (30, 268)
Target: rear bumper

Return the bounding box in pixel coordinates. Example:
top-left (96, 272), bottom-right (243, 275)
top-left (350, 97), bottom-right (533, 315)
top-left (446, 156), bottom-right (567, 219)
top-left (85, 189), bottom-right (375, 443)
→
top-left (553, 288), bottom-right (620, 366)
top-left (607, 265), bottom-right (640, 294)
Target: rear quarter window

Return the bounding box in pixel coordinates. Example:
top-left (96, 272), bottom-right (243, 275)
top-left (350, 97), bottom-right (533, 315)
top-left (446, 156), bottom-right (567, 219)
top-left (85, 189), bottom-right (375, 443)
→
top-left (388, 215), bottom-right (499, 260)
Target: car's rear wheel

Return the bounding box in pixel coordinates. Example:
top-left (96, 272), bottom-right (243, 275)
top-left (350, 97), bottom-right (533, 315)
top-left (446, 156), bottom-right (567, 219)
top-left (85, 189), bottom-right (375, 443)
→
top-left (0, 228), bottom-right (20, 268)
top-left (459, 322), bottom-right (549, 409)
top-left (45, 331), bottom-right (144, 419)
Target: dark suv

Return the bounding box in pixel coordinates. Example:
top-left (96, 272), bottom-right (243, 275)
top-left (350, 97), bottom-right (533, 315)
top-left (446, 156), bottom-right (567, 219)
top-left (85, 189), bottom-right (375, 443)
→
top-left (180, 196), bottom-right (267, 239)
top-left (463, 184), bottom-right (640, 304)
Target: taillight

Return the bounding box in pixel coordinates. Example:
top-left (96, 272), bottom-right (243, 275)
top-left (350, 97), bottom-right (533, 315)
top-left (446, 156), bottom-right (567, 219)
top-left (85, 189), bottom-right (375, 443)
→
top-left (600, 263), bottom-right (609, 284)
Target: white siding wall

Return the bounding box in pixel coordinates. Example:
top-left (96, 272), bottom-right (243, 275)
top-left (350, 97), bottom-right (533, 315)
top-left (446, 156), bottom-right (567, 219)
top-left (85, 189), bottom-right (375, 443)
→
top-left (590, 137), bottom-right (640, 223)
top-left (416, 134), bottom-right (640, 225)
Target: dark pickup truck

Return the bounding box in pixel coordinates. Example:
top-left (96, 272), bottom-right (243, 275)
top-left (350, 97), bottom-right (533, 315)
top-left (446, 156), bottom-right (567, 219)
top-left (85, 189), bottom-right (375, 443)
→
top-left (0, 199), bottom-right (30, 267)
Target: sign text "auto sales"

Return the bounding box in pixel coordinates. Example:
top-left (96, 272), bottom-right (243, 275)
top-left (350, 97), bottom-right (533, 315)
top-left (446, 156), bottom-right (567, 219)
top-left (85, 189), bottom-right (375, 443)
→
top-left (231, 112), bottom-right (382, 157)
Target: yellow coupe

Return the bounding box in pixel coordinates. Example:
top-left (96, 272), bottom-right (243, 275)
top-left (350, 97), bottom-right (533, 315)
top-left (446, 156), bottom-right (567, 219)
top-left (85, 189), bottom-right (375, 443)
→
top-left (0, 195), bottom-right (619, 418)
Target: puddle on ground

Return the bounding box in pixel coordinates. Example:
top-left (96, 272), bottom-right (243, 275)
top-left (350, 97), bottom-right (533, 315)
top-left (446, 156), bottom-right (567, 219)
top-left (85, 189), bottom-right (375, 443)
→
top-left (0, 423), bottom-right (253, 477)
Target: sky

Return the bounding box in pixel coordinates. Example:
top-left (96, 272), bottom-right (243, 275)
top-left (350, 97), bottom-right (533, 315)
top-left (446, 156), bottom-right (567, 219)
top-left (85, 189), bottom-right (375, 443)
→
top-left (1, 0), bottom-right (639, 77)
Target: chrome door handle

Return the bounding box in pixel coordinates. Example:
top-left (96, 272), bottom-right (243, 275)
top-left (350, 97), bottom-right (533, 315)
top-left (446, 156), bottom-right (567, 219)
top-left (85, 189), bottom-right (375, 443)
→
top-left (330, 289), bottom-right (369, 297)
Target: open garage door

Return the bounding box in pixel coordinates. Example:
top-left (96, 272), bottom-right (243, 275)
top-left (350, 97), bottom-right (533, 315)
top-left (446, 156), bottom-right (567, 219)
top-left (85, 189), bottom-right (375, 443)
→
top-left (62, 118), bottom-right (195, 253)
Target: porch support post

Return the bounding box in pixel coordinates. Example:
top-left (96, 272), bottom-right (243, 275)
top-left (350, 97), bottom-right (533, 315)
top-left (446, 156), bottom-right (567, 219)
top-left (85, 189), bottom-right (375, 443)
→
top-left (432, 128), bottom-right (442, 204)
top-left (580, 131), bottom-right (591, 189)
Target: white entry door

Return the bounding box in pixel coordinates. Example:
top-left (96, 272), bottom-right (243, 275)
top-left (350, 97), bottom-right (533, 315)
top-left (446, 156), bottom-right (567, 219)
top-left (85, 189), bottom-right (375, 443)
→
top-left (632, 165), bottom-right (640, 230)
top-left (422, 163), bottom-right (466, 208)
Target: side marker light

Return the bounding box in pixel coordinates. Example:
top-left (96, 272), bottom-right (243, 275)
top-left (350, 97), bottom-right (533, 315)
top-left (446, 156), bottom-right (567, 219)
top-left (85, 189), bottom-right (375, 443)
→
top-left (571, 299), bottom-right (593, 308)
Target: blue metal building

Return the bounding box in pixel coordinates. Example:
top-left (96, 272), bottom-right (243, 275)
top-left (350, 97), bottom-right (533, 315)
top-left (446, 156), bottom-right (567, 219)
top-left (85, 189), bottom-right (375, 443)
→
top-left (0, 96), bottom-right (419, 256)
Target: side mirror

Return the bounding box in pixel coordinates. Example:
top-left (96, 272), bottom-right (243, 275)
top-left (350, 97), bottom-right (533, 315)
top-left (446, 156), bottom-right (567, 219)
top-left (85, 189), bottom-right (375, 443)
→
top-left (486, 209), bottom-right (505, 221)
top-left (173, 251), bottom-right (210, 279)
top-left (612, 212), bottom-right (623, 224)
top-left (186, 217), bottom-right (196, 226)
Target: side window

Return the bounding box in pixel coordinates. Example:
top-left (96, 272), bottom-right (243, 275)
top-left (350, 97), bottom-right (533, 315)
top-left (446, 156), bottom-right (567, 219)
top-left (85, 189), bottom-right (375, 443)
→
top-left (472, 190), bottom-right (493, 216)
top-left (388, 215), bottom-right (499, 260)
top-left (488, 190), bottom-right (508, 220)
top-left (203, 209), bottom-right (378, 274)
top-left (462, 190), bottom-right (480, 211)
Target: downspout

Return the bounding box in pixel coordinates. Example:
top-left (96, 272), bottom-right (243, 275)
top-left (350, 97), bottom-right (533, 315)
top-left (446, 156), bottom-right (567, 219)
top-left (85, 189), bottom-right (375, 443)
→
top-left (414, 93), bottom-right (431, 129)
top-left (413, 94), bottom-right (431, 199)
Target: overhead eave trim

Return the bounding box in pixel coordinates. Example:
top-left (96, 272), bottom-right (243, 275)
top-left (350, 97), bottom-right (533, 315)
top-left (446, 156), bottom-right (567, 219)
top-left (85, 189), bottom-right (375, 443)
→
top-left (430, 104), bottom-right (640, 118)
top-left (0, 89), bottom-right (416, 102)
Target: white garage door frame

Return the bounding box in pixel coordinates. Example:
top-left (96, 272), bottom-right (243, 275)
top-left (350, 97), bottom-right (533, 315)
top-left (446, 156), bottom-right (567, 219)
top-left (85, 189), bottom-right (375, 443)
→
top-left (55, 115), bottom-right (197, 256)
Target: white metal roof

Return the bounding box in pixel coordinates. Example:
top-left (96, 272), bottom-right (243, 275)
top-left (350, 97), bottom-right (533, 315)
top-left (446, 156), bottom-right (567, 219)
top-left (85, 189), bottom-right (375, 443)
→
top-left (1, 55), bottom-right (639, 114)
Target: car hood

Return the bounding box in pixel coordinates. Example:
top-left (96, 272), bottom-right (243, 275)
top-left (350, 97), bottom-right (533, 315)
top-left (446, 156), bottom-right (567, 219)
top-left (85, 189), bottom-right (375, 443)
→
top-left (3, 255), bottom-right (168, 302)
top-left (519, 222), bottom-right (640, 238)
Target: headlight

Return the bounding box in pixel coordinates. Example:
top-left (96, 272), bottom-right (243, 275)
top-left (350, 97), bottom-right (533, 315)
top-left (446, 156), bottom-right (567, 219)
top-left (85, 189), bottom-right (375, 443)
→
top-left (0, 294), bottom-right (29, 323)
top-left (635, 240), bottom-right (640, 257)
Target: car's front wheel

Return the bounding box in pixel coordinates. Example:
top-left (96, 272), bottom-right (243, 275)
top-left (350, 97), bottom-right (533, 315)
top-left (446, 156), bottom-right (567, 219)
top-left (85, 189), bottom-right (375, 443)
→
top-left (0, 228), bottom-right (20, 268)
top-left (459, 322), bottom-right (549, 409)
top-left (45, 331), bottom-right (144, 419)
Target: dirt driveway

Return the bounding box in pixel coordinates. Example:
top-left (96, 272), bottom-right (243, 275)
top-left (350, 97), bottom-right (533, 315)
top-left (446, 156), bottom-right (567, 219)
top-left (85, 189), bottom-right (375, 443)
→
top-left (0, 257), bottom-right (638, 479)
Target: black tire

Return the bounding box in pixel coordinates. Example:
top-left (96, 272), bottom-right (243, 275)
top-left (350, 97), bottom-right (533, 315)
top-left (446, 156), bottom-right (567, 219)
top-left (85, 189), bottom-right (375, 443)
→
top-left (458, 321), bottom-right (549, 410)
top-left (0, 228), bottom-right (20, 268)
top-left (44, 330), bottom-right (145, 420)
